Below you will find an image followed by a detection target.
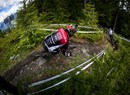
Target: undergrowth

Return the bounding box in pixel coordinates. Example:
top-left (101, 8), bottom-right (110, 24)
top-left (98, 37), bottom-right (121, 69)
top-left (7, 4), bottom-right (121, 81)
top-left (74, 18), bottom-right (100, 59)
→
top-left (20, 37), bottom-right (130, 95)
top-left (0, 24), bottom-right (101, 74)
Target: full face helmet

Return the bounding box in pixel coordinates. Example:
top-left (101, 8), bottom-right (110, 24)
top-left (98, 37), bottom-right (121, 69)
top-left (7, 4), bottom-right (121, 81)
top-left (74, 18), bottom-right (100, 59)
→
top-left (66, 24), bottom-right (77, 37)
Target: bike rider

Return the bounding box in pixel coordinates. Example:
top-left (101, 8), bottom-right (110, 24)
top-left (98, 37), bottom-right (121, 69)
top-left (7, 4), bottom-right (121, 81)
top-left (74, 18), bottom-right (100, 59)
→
top-left (42, 24), bottom-right (77, 57)
top-left (108, 28), bottom-right (114, 46)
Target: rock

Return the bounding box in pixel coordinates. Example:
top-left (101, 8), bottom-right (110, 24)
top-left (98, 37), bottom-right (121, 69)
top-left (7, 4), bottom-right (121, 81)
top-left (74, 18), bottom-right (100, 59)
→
top-left (37, 57), bottom-right (46, 67)
top-left (15, 54), bottom-right (20, 58)
top-left (20, 70), bottom-right (23, 75)
top-left (30, 68), bottom-right (32, 71)
top-left (9, 54), bottom-right (20, 60)
top-left (82, 48), bottom-right (90, 57)
top-left (10, 55), bottom-right (15, 60)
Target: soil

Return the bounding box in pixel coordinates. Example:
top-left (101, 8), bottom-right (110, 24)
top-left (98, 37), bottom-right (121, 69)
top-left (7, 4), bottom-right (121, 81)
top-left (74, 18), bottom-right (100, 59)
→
top-left (3, 38), bottom-right (108, 85)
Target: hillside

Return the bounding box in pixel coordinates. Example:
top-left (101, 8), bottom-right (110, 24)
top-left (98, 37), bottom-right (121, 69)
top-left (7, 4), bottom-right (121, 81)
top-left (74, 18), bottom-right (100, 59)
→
top-left (1, 30), bottom-right (108, 94)
top-left (1, 27), bottom-right (129, 95)
top-left (6, 37), bottom-right (107, 82)
top-left (0, 0), bottom-right (130, 95)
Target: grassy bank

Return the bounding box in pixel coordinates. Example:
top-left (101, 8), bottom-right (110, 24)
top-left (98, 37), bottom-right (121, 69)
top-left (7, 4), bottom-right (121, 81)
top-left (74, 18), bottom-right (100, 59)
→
top-left (19, 36), bottom-right (130, 95)
top-left (0, 25), bottom-right (102, 75)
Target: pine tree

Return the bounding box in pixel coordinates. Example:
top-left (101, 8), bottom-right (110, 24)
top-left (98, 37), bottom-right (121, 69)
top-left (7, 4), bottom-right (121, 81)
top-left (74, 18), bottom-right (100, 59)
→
top-left (0, 29), bottom-right (4, 38)
top-left (80, 3), bottom-right (98, 28)
top-left (38, 0), bottom-right (83, 23)
top-left (34, 0), bottom-right (44, 16)
top-left (16, 2), bottom-right (39, 29)
top-left (90, 0), bottom-right (130, 38)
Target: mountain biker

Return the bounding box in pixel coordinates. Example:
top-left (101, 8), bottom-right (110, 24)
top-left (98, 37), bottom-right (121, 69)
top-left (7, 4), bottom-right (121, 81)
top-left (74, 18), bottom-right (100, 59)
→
top-left (42, 24), bottom-right (78, 57)
top-left (108, 28), bottom-right (114, 46)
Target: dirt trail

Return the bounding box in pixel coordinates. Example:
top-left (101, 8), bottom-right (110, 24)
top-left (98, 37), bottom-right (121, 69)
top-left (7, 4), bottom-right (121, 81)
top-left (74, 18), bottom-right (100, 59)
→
top-left (3, 51), bottom-right (40, 80)
top-left (3, 38), bottom-right (107, 84)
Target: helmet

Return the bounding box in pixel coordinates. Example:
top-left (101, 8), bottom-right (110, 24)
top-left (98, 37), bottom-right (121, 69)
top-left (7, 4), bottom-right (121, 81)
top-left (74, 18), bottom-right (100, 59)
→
top-left (66, 24), bottom-right (77, 37)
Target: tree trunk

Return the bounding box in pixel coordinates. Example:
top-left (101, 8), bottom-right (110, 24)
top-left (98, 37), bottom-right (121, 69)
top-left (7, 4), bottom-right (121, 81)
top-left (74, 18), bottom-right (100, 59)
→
top-left (84, 0), bottom-right (89, 8)
top-left (113, 11), bottom-right (119, 32)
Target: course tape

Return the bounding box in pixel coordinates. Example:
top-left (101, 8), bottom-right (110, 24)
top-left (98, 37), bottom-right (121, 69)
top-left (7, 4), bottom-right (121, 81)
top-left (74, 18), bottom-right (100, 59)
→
top-left (34, 28), bottom-right (101, 34)
top-left (105, 67), bottom-right (115, 78)
top-left (27, 50), bottom-right (105, 95)
top-left (114, 33), bottom-right (130, 42)
top-left (28, 50), bottom-right (105, 87)
top-left (77, 31), bottom-right (102, 33)
top-left (31, 24), bottom-right (96, 29)
top-left (28, 78), bottom-right (70, 95)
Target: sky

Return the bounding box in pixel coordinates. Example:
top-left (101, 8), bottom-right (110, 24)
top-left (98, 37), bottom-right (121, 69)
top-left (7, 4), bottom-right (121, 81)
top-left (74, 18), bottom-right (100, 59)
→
top-left (0, 0), bottom-right (23, 23)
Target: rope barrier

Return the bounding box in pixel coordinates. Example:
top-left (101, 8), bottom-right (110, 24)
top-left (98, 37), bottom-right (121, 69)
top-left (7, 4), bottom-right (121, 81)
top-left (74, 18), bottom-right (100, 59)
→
top-left (30, 24), bottom-right (96, 29)
top-left (27, 23), bottom-right (107, 94)
top-left (77, 31), bottom-right (102, 33)
top-left (33, 28), bottom-right (101, 34)
top-left (105, 67), bottom-right (115, 78)
top-left (28, 50), bottom-right (105, 87)
top-left (27, 50), bottom-right (105, 95)
top-left (27, 78), bottom-right (70, 95)
top-left (37, 28), bottom-right (56, 31)
top-left (114, 33), bottom-right (130, 42)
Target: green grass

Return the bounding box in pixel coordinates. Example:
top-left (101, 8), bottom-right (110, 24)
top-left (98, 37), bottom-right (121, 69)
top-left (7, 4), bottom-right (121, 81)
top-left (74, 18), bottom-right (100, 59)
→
top-left (15, 53), bottom-right (90, 94)
top-left (19, 37), bottom-right (130, 95)
top-left (0, 24), bottom-right (102, 74)
top-left (75, 32), bottom-right (103, 42)
top-left (0, 28), bottom-right (50, 74)
top-left (2, 24), bottom-right (128, 95)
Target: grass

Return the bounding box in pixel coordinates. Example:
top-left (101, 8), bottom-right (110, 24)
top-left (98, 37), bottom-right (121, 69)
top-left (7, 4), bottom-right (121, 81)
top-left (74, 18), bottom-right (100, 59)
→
top-left (0, 24), bottom-right (101, 74)
top-left (15, 52), bottom-right (91, 94)
top-left (18, 36), bottom-right (130, 95)
top-left (1, 24), bottom-right (124, 95)
top-left (75, 33), bottom-right (103, 42)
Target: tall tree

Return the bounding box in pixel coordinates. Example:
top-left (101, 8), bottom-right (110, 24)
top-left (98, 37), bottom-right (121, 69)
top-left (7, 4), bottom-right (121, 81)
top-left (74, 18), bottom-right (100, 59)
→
top-left (37, 0), bottom-right (83, 23)
top-left (34, 0), bottom-right (44, 16)
top-left (91, 0), bottom-right (130, 38)
top-left (16, 2), bottom-right (38, 29)
top-left (0, 29), bottom-right (4, 38)
top-left (80, 2), bottom-right (98, 28)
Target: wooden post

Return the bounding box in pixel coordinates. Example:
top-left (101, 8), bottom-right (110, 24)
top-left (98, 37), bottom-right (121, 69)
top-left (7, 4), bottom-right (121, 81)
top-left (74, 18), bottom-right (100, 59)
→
top-left (113, 10), bottom-right (119, 32)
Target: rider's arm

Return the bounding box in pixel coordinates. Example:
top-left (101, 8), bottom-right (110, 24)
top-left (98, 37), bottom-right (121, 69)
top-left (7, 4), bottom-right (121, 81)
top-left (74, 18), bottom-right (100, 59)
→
top-left (60, 42), bottom-right (69, 56)
top-left (60, 42), bottom-right (72, 57)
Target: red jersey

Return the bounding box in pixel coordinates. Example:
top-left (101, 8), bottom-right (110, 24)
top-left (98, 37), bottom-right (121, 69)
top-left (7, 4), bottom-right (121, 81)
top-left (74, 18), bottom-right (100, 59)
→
top-left (44, 28), bottom-right (69, 52)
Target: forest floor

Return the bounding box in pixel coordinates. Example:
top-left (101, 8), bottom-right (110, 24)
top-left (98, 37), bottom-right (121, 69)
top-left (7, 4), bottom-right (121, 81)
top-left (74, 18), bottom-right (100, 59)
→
top-left (3, 37), bottom-right (109, 85)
